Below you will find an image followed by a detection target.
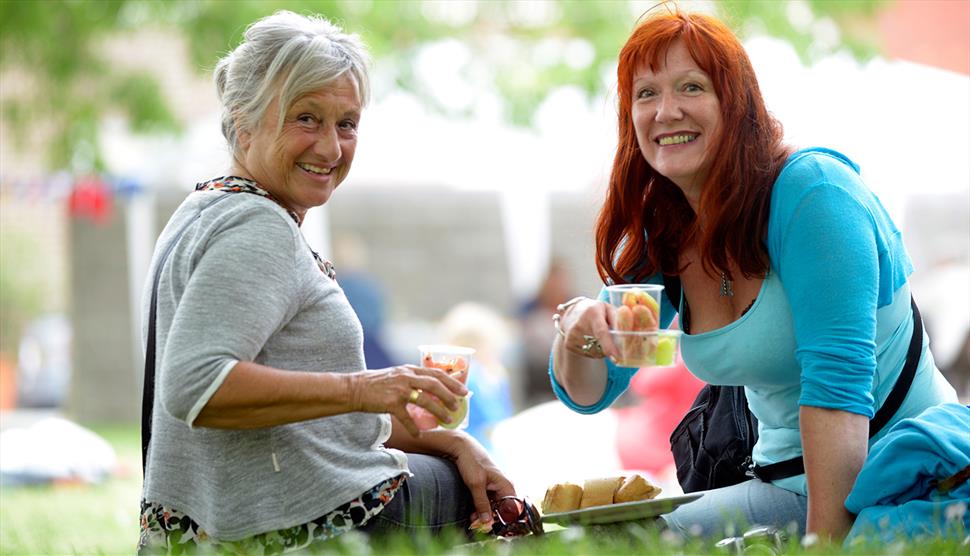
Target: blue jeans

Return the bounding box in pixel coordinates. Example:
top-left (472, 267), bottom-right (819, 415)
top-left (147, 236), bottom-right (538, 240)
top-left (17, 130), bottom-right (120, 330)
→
top-left (661, 479), bottom-right (808, 538)
top-left (358, 453), bottom-right (475, 538)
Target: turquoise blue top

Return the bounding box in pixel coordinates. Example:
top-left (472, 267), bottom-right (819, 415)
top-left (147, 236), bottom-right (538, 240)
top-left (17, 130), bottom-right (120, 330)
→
top-left (550, 148), bottom-right (958, 495)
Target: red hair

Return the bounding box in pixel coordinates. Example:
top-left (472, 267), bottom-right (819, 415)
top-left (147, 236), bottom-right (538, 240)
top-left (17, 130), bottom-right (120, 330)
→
top-left (595, 10), bottom-right (790, 285)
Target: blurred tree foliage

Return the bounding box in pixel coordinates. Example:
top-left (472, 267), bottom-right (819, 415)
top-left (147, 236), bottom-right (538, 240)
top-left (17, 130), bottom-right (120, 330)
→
top-left (1, 0), bottom-right (887, 170)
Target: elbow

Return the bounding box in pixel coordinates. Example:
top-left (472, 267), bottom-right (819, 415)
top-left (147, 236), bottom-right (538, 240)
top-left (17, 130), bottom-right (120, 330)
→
top-left (158, 387), bottom-right (195, 425)
top-left (156, 358), bottom-right (236, 426)
top-left (156, 368), bottom-right (210, 426)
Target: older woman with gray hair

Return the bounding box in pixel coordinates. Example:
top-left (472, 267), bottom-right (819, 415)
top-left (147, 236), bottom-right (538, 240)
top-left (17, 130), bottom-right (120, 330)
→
top-left (138, 11), bottom-right (516, 553)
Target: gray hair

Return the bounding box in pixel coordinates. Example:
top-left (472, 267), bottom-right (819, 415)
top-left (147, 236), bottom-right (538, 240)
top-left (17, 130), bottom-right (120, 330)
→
top-left (214, 10), bottom-right (370, 158)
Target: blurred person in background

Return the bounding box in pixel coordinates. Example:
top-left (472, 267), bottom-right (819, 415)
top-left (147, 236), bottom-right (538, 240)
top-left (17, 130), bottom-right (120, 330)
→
top-left (439, 302), bottom-right (515, 451)
top-left (138, 11), bottom-right (513, 553)
top-left (548, 9), bottom-right (957, 543)
top-left (911, 260), bottom-right (970, 401)
top-left (332, 232), bottom-right (396, 369)
top-left (517, 257), bottom-right (575, 407)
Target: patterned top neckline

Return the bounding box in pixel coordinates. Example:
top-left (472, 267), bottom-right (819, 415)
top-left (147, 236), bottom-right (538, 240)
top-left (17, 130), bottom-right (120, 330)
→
top-left (195, 176), bottom-right (337, 280)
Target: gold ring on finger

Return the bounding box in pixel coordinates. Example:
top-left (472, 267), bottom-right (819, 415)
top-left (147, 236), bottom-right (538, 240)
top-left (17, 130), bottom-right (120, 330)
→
top-left (581, 335), bottom-right (602, 357)
top-left (408, 389), bottom-right (421, 403)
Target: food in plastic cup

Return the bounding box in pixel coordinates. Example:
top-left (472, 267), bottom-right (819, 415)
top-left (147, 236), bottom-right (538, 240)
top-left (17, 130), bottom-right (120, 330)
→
top-left (609, 329), bottom-right (682, 367)
top-left (606, 284), bottom-right (664, 332)
top-left (418, 345), bottom-right (475, 384)
top-left (407, 345), bottom-right (475, 431)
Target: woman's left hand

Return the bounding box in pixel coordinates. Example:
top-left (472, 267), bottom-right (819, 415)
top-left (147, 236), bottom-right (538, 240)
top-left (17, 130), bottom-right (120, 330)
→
top-left (386, 418), bottom-right (517, 531)
top-left (446, 434), bottom-right (517, 531)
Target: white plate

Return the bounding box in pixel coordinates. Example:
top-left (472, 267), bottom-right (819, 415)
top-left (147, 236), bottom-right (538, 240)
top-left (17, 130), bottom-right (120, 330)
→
top-left (541, 493), bottom-right (703, 526)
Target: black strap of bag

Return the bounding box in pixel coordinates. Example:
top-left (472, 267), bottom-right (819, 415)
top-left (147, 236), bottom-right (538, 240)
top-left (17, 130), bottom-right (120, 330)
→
top-left (141, 193), bottom-right (232, 475)
top-left (663, 274), bottom-right (923, 483)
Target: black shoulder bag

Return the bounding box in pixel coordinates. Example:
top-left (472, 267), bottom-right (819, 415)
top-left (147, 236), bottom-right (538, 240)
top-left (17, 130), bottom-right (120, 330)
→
top-left (664, 274), bottom-right (923, 493)
top-left (141, 193), bottom-right (232, 475)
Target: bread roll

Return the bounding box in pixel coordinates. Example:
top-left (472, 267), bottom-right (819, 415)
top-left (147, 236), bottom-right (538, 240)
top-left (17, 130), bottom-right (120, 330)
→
top-left (580, 476), bottom-right (624, 509)
top-left (614, 474), bottom-right (662, 503)
top-left (541, 482), bottom-right (583, 514)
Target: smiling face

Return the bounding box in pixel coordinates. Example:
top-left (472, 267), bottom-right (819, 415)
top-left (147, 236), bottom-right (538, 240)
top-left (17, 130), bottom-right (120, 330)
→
top-left (235, 73), bottom-right (362, 219)
top-left (631, 39), bottom-right (722, 200)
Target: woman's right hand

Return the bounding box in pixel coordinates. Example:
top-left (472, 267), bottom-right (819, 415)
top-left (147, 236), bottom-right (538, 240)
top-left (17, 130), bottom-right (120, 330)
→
top-left (348, 365), bottom-right (468, 436)
top-left (551, 297), bottom-right (620, 406)
top-left (558, 297), bottom-right (620, 361)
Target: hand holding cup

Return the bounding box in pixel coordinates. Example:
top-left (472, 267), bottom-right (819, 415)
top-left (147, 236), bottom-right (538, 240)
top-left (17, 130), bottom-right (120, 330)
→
top-left (407, 345), bottom-right (476, 431)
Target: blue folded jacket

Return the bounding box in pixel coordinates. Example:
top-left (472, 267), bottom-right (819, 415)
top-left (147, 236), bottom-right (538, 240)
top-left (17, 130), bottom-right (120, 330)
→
top-left (844, 403), bottom-right (970, 546)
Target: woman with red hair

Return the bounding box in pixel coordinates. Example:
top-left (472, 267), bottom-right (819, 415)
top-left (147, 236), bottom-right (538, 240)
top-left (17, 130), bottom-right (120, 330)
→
top-left (548, 9), bottom-right (956, 543)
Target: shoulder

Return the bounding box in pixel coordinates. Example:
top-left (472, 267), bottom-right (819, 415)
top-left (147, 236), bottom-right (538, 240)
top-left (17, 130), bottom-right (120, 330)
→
top-left (767, 148), bottom-right (877, 254)
top-left (195, 191), bottom-right (301, 245)
top-left (769, 147), bottom-right (876, 220)
top-left (774, 147), bottom-right (864, 198)
top-left (170, 190), bottom-right (306, 275)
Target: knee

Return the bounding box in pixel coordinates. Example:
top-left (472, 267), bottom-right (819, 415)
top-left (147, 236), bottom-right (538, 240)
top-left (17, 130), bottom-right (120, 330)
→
top-left (659, 512), bottom-right (690, 538)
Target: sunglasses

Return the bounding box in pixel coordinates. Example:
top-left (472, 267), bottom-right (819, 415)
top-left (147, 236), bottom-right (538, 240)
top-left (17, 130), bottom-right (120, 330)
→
top-left (490, 496), bottom-right (543, 538)
top-left (715, 525), bottom-right (787, 555)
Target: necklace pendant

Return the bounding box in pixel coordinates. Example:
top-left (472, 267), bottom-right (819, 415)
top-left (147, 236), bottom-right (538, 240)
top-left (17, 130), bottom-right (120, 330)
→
top-left (720, 272), bottom-right (735, 297)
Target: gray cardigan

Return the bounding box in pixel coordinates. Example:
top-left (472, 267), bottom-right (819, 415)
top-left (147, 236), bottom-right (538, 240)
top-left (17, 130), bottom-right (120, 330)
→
top-left (140, 190), bottom-right (408, 540)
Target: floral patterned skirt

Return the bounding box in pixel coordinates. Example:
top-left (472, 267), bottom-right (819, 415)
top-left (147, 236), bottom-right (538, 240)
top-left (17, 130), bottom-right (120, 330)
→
top-left (138, 474), bottom-right (406, 554)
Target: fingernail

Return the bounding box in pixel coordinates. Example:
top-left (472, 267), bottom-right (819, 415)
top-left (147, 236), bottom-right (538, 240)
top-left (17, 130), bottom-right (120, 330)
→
top-left (480, 512), bottom-right (492, 523)
top-left (470, 521), bottom-right (489, 533)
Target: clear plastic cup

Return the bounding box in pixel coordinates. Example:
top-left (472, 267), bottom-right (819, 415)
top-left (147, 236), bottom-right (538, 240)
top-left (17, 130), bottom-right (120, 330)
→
top-left (609, 329), bottom-right (682, 367)
top-left (407, 345), bottom-right (475, 431)
top-left (417, 344), bottom-right (475, 384)
top-left (605, 284), bottom-right (665, 332)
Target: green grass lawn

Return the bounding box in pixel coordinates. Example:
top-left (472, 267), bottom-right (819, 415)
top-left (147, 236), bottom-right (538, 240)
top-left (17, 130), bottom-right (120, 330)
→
top-left (0, 423), bottom-right (142, 555)
top-left (1, 422), bottom-right (966, 555)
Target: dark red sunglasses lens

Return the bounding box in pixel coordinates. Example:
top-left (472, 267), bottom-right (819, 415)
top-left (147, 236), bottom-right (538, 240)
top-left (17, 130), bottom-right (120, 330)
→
top-left (496, 498), bottom-right (524, 524)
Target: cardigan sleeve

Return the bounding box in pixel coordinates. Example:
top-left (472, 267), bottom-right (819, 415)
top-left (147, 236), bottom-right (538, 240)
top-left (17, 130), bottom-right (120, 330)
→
top-left (768, 150), bottom-right (891, 416)
top-left (158, 205), bottom-right (304, 425)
